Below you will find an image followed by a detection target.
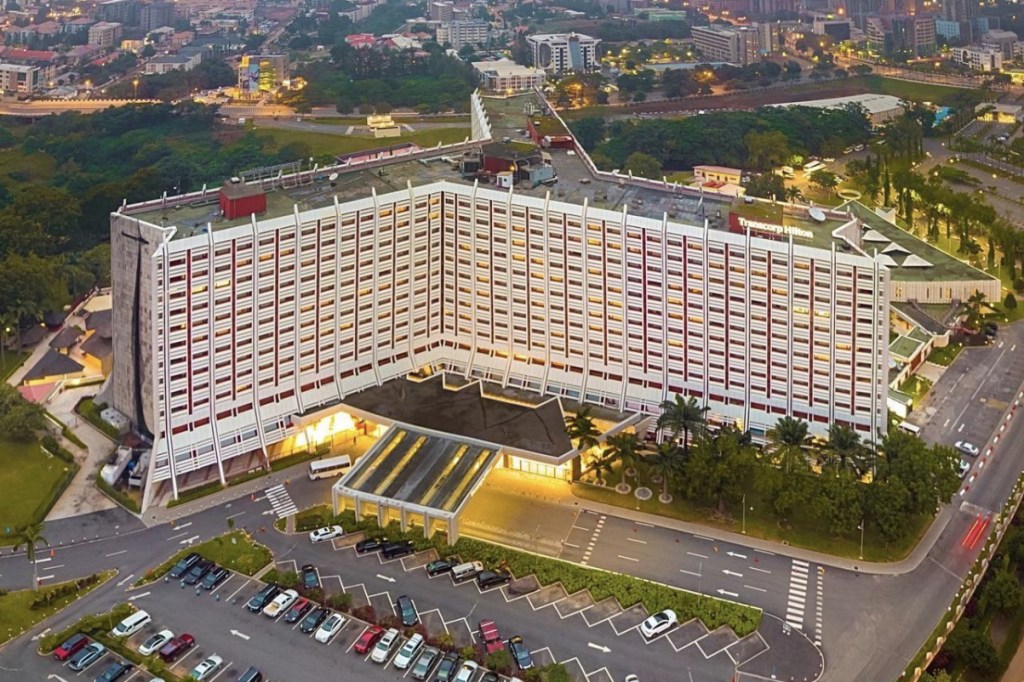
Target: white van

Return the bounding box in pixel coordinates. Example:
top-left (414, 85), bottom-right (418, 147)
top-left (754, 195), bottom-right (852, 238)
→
top-left (111, 610), bottom-right (151, 638)
top-left (451, 561), bottom-right (484, 581)
top-left (897, 421), bottom-right (921, 435)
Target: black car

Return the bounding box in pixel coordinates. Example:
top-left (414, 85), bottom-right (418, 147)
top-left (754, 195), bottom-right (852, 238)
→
top-left (508, 635), bottom-right (534, 670)
top-left (479, 674), bottom-right (500, 682)
top-left (476, 570), bottom-right (512, 589)
top-left (355, 537), bottom-right (387, 554)
top-left (984, 321), bottom-right (998, 337)
top-left (93, 661), bottom-right (133, 682)
top-left (169, 552), bottom-right (201, 580)
top-left (434, 651), bottom-right (460, 682)
top-left (246, 583), bottom-right (281, 613)
top-left (200, 565), bottom-right (229, 590)
top-left (183, 558), bottom-right (214, 586)
top-left (301, 564), bottom-right (320, 590)
top-left (381, 540), bottom-right (415, 559)
top-left (396, 594), bottom-right (418, 626)
top-left (299, 606), bottom-right (329, 633)
top-left (425, 557), bottom-right (458, 576)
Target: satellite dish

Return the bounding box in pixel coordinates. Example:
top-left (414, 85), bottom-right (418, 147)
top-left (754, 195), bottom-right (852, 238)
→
top-left (328, 172), bottom-right (339, 182)
top-left (808, 207), bottom-right (827, 223)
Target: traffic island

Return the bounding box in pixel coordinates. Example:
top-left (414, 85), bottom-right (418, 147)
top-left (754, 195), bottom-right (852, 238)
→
top-left (1, 570), bottom-right (114, 646)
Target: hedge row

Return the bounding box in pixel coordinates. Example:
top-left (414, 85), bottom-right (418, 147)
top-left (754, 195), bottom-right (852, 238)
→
top-left (30, 574), bottom-right (103, 610)
top-left (167, 480), bottom-right (223, 508)
top-left (269, 446), bottom-right (327, 473)
top-left (29, 437), bottom-right (80, 532)
top-left (95, 474), bottom-right (141, 513)
top-left (74, 398), bottom-right (121, 440)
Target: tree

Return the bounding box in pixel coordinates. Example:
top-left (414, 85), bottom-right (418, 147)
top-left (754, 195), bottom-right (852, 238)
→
top-left (623, 151), bottom-right (662, 179)
top-left (808, 169), bottom-right (839, 193)
top-left (744, 130), bottom-right (790, 171)
top-left (644, 440), bottom-right (685, 500)
top-left (823, 423), bottom-right (867, 475)
top-left (1005, 292), bottom-right (1017, 310)
top-left (564, 406), bottom-right (600, 453)
top-left (683, 426), bottom-right (755, 513)
top-left (15, 522), bottom-right (49, 590)
top-left (745, 173), bottom-right (785, 201)
top-left (980, 568), bottom-right (1021, 616)
top-left (766, 416), bottom-right (812, 474)
top-left (604, 432), bottom-right (644, 478)
top-left (946, 626), bottom-right (999, 675)
top-left (656, 395), bottom-right (708, 455)
top-left (584, 452), bottom-right (616, 485)
top-left (0, 383), bottom-right (47, 440)
top-left (569, 116), bottom-right (606, 151)
top-left (866, 477), bottom-right (911, 544)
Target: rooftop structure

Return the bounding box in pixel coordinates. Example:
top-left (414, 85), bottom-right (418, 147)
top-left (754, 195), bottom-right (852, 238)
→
top-left (472, 59), bottom-right (545, 93)
top-left (769, 93), bottom-right (905, 125)
top-left (527, 33), bottom-right (600, 73)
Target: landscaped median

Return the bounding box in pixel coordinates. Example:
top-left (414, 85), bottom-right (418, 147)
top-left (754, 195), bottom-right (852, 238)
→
top-left (136, 530), bottom-right (272, 586)
top-left (289, 505), bottom-right (762, 637)
top-left (0, 570), bottom-right (114, 645)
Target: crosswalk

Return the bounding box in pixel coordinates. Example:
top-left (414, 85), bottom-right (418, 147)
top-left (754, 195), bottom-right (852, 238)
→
top-left (264, 484), bottom-right (298, 518)
top-left (786, 559), bottom-right (810, 631)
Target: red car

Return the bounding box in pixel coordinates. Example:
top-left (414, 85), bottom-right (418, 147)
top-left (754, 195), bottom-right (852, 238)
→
top-left (53, 633), bottom-right (90, 661)
top-left (158, 633), bottom-right (195, 663)
top-left (478, 620), bottom-right (504, 653)
top-left (353, 625), bottom-right (385, 655)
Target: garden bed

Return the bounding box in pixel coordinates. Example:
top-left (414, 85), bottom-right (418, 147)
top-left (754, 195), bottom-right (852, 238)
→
top-left (137, 531), bottom-right (272, 585)
top-left (2, 570), bottom-right (114, 646)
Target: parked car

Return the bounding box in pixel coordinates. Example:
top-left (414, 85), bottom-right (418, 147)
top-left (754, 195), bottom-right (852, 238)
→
top-left (300, 607), bottom-right (329, 634)
top-left (284, 597), bottom-right (313, 624)
top-left (508, 635), bottom-right (534, 670)
top-left (246, 584), bottom-right (281, 612)
top-left (301, 564), bottom-right (320, 590)
top-left (189, 654), bottom-right (224, 680)
top-left (138, 630), bottom-right (174, 656)
top-left (479, 673), bottom-right (500, 682)
top-left (200, 566), bottom-right (229, 591)
top-left (53, 632), bottom-right (90, 661)
top-left (68, 642), bottom-right (106, 671)
top-left (393, 633), bottom-right (424, 670)
top-left (454, 660), bottom-right (479, 682)
top-left (639, 609), bottom-right (678, 639)
top-left (959, 459), bottom-right (971, 478)
top-left (381, 540), bottom-right (415, 559)
top-left (262, 589), bottom-right (299, 618)
top-left (478, 619), bottom-right (504, 653)
top-left (168, 552), bottom-right (201, 580)
top-left (425, 557), bottom-right (458, 576)
top-left (353, 625), bottom-right (385, 654)
top-left (370, 627), bottom-right (400, 663)
top-left (476, 570), bottom-right (512, 589)
top-left (94, 660), bottom-right (133, 682)
top-left (355, 537), bottom-right (387, 554)
top-left (315, 613), bottom-right (345, 643)
top-left (396, 594), bottom-right (419, 626)
top-left (309, 525), bottom-right (344, 543)
top-left (955, 441), bottom-right (981, 457)
top-left (183, 559), bottom-right (214, 586)
top-left (158, 634), bottom-right (195, 663)
top-left (434, 651), bottom-right (461, 682)
top-left (411, 645), bottom-right (441, 680)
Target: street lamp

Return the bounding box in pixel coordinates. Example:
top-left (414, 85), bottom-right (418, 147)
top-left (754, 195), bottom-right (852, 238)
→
top-left (858, 518), bottom-right (865, 560)
top-left (133, 78), bottom-right (139, 99)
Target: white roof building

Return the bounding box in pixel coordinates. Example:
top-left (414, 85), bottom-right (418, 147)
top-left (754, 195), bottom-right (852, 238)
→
top-left (770, 93), bottom-right (905, 125)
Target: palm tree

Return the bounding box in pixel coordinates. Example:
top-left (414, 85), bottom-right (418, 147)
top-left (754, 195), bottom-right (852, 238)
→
top-left (644, 440), bottom-right (685, 501)
top-left (564, 406), bottom-right (601, 453)
top-left (825, 423), bottom-right (866, 476)
top-left (584, 453), bottom-right (616, 486)
top-left (766, 416), bottom-right (813, 475)
top-left (15, 523), bottom-right (49, 590)
top-left (784, 186), bottom-right (803, 203)
top-left (656, 395), bottom-right (708, 455)
top-left (605, 432), bottom-right (643, 479)
top-left (963, 291), bottom-right (988, 331)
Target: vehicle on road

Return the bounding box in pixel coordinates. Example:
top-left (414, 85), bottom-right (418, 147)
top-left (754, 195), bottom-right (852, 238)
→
top-left (300, 607), bottom-right (329, 633)
top-left (138, 630), bottom-right (173, 656)
top-left (393, 633), bottom-right (424, 669)
top-left (411, 646), bottom-right (440, 680)
top-left (189, 654), bottom-right (224, 680)
top-left (434, 651), bottom-right (461, 682)
top-left (200, 566), bottom-right (229, 590)
top-left (640, 609), bottom-right (678, 638)
top-left (478, 619), bottom-right (504, 653)
top-left (246, 584), bottom-right (281, 612)
top-left (956, 441), bottom-right (980, 457)
top-left (424, 557), bottom-right (458, 576)
top-left (53, 633), bottom-right (90, 661)
top-left (381, 540), bottom-right (415, 559)
top-left (309, 525), bottom-right (344, 543)
top-left (262, 589), bottom-right (299, 618)
top-left (301, 564), bottom-right (320, 590)
top-left (355, 537), bottom-right (387, 553)
top-left (371, 627), bottom-right (400, 663)
top-left (454, 660), bottom-right (479, 682)
top-left (68, 642), bottom-right (106, 671)
top-left (158, 634), bottom-right (195, 663)
top-left (308, 455), bottom-right (352, 480)
top-left (476, 570), bottom-right (511, 589)
top-left (959, 459), bottom-right (971, 477)
top-left (897, 421), bottom-right (920, 435)
top-left (354, 625), bottom-right (385, 654)
top-left (315, 613), bottom-right (345, 643)
top-left (508, 635), bottom-right (534, 670)
top-left (168, 552), bottom-right (201, 579)
top-left (396, 594), bottom-right (418, 626)
top-left (284, 597), bottom-right (313, 624)
top-left (94, 660), bottom-right (133, 682)
top-left (182, 559), bottom-right (214, 586)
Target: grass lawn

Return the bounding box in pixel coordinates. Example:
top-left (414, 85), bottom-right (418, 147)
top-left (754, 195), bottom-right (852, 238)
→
top-left (255, 127), bottom-right (471, 157)
top-left (0, 439), bottom-right (73, 542)
top-left (0, 570), bottom-right (114, 645)
top-left (140, 531), bottom-right (272, 584)
top-left (0, 350), bottom-right (28, 380)
top-left (928, 341), bottom-right (965, 366)
top-left (898, 374), bottom-right (934, 404)
top-left (858, 75), bottom-right (965, 103)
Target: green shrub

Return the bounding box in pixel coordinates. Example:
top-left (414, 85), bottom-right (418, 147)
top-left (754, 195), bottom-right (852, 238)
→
top-left (30, 574), bottom-right (102, 609)
top-left (326, 592), bottom-right (352, 611)
top-left (270, 449), bottom-right (321, 472)
top-left (41, 434), bottom-right (76, 464)
top-left (39, 603), bottom-right (135, 653)
top-left (75, 398), bottom-right (120, 440)
top-left (96, 475), bottom-right (141, 513)
top-left (167, 480), bottom-right (224, 507)
top-left (227, 468), bottom-right (269, 487)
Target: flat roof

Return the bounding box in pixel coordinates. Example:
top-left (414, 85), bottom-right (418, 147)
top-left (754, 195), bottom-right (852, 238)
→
top-left (342, 374), bottom-right (574, 459)
top-left (770, 93), bottom-right (904, 115)
top-left (726, 197), bottom-right (854, 251)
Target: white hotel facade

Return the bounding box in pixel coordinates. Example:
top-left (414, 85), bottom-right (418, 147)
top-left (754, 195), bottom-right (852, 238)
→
top-left (107, 181), bottom-right (889, 508)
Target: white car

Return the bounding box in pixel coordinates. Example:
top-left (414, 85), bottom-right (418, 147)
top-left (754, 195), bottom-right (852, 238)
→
top-left (955, 441), bottom-right (980, 457)
top-left (309, 525), bottom-right (344, 543)
top-left (315, 613), bottom-right (345, 643)
top-left (639, 609), bottom-right (678, 638)
top-left (262, 589), bottom-right (298, 618)
top-left (370, 627), bottom-right (400, 663)
top-left (454, 660), bottom-right (480, 682)
top-left (189, 654), bottom-right (223, 681)
top-left (138, 629), bottom-right (173, 656)
top-left (959, 459), bottom-right (971, 478)
top-left (393, 632), bottom-right (424, 669)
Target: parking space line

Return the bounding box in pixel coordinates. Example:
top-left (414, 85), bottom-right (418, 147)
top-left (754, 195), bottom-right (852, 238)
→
top-left (346, 625), bottom-right (370, 653)
top-left (226, 579), bottom-right (251, 604)
top-left (208, 660), bottom-right (233, 681)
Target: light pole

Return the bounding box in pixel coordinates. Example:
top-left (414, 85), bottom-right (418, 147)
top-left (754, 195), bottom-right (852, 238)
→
top-left (133, 78), bottom-right (139, 99)
top-left (859, 518), bottom-right (865, 560)
top-left (742, 492), bottom-right (746, 534)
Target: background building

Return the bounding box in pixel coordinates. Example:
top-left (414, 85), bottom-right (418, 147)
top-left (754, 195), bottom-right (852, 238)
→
top-left (88, 21), bottom-right (123, 48)
top-left (982, 29), bottom-right (1018, 59)
top-left (436, 20), bottom-right (490, 50)
top-left (237, 54), bottom-right (287, 98)
top-left (692, 24), bottom-right (772, 65)
top-left (952, 45), bottom-right (1002, 71)
top-left (0, 62), bottom-right (43, 93)
top-left (97, 0), bottom-right (138, 26)
top-left (472, 59), bottom-right (545, 92)
top-left (140, 2), bottom-right (175, 31)
top-left (941, 0), bottom-right (974, 43)
top-left (527, 33), bottom-right (600, 73)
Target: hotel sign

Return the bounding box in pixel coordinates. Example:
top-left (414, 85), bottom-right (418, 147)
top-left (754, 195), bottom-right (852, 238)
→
top-left (728, 214), bottom-right (814, 241)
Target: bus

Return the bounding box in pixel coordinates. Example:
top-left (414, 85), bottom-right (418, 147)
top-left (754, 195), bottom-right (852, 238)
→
top-left (897, 421), bottom-right (921, 436)
top-left (803, 160), bottom-right (824, 175)
top-left (307, 455), bottom-right (353, 481)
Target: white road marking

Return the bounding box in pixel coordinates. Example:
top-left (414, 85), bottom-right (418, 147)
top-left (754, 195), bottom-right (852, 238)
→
top-left (679, 569), bottom-right (702, 577)
top-left (34, 558), bottom-right (51, 564)
top-left (179, 535), bottom-right (200, 545)
top-left (744, 585), bottom-right (768, 593)
top-left (129, 591), bottom-right (150, 601)
top-left (106, 550), bottom-right (127, 557)
top-left (748, 566), bottom-right (771, 574)
top-left (587, 642), bottom-right (611, 653)
top-left (230, 629), bottom-right (251, 641)
top-left (173, 522), bottom-right (192, 530)
top-left (38, 574), bottom-right (55, 580)
top-left (686, 552), bottom-right (709, 559)
top-left (616, 555), bottom-right (639, 562)
top-left (626, 537), bottom-right (647, 544)
top-left (563, 542), bottom-right (580, 549)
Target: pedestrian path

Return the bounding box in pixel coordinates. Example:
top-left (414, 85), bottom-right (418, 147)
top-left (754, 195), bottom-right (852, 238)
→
top-left (264, 484), bottom-right (298, 518)
top-left (786, 559), bottom-right (810, 631)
